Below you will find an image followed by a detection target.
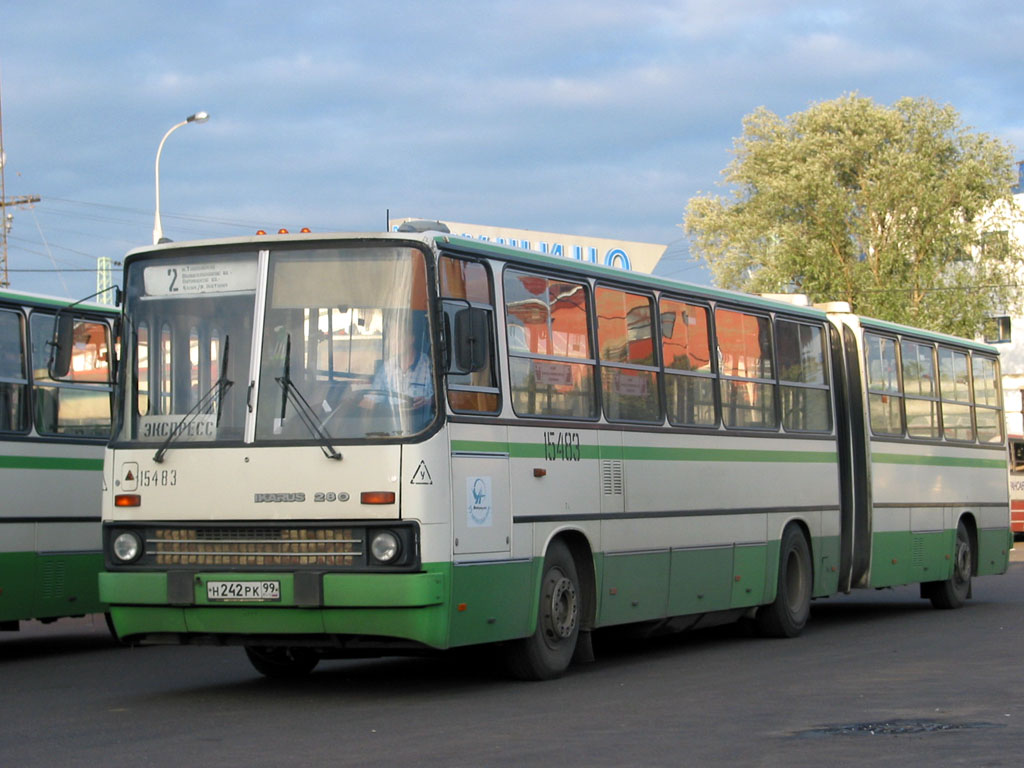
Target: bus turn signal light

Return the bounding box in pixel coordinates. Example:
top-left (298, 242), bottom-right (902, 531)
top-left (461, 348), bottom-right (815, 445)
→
top-left (115, 494), bottom-right (142, 507)
top-left (361, 491), bottom-right (396, 505)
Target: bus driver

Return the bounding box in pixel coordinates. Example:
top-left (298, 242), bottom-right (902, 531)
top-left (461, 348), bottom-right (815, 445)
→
top-left (361, 330), bottom-right (433, 409)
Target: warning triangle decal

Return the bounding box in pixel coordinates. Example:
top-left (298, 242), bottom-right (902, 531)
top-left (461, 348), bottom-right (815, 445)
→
top-left (410, 460), bottom-right (433, 485)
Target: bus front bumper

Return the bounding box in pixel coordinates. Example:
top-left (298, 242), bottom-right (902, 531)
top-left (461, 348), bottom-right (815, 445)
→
top-left (99, 569), bottom-right (450, 649)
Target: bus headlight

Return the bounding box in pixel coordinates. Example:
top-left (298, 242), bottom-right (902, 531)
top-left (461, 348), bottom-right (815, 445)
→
top-left (370, 531), bottom-right (400, 564)
top-left (112, 531), bottom-right (143, 563)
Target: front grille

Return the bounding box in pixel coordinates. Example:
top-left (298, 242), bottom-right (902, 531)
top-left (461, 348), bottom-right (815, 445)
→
top-left (105, 521), bottom-right (420, 572)
top-left (148, 527), bottom-right (361, 567)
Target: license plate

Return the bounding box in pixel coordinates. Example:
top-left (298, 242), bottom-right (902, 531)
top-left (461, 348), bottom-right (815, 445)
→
top-left (206, 580), bottom-right (281, 602)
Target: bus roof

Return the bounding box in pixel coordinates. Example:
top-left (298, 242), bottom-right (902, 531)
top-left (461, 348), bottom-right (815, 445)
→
top-left (123, 228), bottom-right (999, 349)
top-left (0, 286), bottom-right (118, 314)
top-left (849, 314), bottom-right (999, 356)
top-left (125, 229), bottom-right (831, 321)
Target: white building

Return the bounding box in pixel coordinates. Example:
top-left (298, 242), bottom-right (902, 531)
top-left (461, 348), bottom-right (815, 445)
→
top-left (982, 161), bottom-right (1024, 435)
top-left (388, 217), bottom-right (667, 274)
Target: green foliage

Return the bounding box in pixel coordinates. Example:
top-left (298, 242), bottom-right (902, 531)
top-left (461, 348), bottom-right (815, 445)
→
top-left (684, 93), bottom-right (1022, 337)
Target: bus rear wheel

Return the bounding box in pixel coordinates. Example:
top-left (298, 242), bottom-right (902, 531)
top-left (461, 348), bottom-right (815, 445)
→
top-left (505, 540), bottom-right (580, 681)
top-left (926, 520), bottom-right (972, 610)
top-left (244, 646), bottom-right (320, 678)
top-left (756, 525), bottom-right (812, 638)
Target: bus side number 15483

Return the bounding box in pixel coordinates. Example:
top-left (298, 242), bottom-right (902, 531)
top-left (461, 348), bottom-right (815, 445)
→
top-left (544, 431), bottom-right (581, 462)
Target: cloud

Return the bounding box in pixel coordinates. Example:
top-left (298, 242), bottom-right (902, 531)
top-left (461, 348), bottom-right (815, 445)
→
top-left (1, 0), bottom-right (1022, 301)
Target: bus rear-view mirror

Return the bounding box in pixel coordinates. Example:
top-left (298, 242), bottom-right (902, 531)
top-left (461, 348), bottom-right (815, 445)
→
top-left (49, 311), bottom-right (75, 380)
top-left (453, 307), bottom-right (489, 374)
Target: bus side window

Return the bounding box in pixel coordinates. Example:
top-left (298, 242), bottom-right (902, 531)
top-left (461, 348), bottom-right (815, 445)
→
top-left (900, 339), bottom-right (939, 440)
top-left (864, 333), bottom-right (903, 436)
top-left (440, 255), bottom-right (500, 414)
top-left (29, 312), bottom-right (112, 438)
top-left (660, 298), bottom-right (715, 427)
top-left (938, 347), bottom-right (974, 442)
top-left (776, 319), bottom-right (831, 433)
top-left (716, 308), bottom-right (776, 429)
top-left (503, 269), bottom-right (596, 420)
top-left (0, 308), bottom-right (29, 432)
top-left (596, 286), bottom-right (660, 423)
top-left (972, 355), bottom-right (1002, 444)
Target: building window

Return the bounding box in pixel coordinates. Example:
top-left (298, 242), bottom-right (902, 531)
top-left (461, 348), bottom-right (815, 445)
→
top-left (983, 315), bottom-right (1011, 344)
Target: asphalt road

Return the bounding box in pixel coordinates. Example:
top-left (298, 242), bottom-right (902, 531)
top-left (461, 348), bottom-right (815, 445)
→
top-left (3, 550), bottom-right (1024, 767)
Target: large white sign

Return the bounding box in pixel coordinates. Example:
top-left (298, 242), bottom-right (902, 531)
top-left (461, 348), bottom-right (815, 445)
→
top-left (144, 262), bottom-right (258, 297)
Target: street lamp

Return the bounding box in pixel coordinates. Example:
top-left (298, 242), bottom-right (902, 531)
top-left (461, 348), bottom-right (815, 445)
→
top-left (152, 111), bottom-right (209, 245)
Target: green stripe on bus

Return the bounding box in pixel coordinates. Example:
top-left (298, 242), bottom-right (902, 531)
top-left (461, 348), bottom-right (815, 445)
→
top-left (872, 452), bottom-right (1006, 469)
top-left (451, 439), bottom-right (511, 453)
top-left (0, 455), bottom-right (104, 472)
top-left (451, 440), bottom-right (835, 464)
top-left (622, 446), bottom-right (836, 463)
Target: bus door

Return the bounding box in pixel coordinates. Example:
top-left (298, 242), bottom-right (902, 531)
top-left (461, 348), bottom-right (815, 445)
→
top-left (450, 423), bottom-right (511, 556)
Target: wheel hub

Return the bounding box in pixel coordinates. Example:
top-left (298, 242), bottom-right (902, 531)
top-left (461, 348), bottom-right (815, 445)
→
top-left (953, 538), bottom-right (971, 584)
top-left (547, 573), bottom-right (578, 640)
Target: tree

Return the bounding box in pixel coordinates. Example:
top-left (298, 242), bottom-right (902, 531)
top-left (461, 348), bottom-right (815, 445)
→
top-left (684, 93), bottom-right (1023, 337)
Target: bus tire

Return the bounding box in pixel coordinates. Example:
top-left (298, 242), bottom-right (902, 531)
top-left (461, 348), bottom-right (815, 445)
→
top-left (927, 520), bottom-right (972, 610)
top-left (756, 525), bottom-right (812, 638)
top-left (244, 646), bottom-right (320, 678)
top-left (505, 540), bottom-right (580, 681)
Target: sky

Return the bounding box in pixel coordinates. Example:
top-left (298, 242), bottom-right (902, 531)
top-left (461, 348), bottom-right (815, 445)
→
top-left (1, 0), bottom-right (1023, 300)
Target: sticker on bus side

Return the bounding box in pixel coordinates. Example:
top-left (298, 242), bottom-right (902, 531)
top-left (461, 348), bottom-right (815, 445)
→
top-left (467, 476), bottom-right (493, 527)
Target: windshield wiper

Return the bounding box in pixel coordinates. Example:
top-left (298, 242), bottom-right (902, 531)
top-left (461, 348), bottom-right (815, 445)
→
top-left (153, 337), bottom-right (232, 463)
top-left (276, 334), bottom-right (342, 460)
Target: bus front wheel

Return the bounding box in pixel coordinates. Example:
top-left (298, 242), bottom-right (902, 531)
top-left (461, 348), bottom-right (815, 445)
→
top-left (505, 540), bottom-right (580, 681)
top-left (244, 646), bottom-right (320, 678)
top-left (756, 525), bottom-right (812, 638)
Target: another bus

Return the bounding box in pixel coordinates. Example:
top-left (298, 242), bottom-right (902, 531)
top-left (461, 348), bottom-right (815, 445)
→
top-left (1, 288), bottom-right (116, 630)
top-left (91, 230), bottom-right (1010, 678)
top-left (1008, 435), bottom-right (1024, 538)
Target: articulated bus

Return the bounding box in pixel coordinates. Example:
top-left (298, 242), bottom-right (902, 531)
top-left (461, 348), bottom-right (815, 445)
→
top-left (92, 230), bottom-right (1010, 679)
top-left (1, 288), bottom-right (116, 630)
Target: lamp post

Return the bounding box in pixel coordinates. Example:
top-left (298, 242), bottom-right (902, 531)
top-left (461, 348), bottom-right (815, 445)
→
top-left (152, 111), bottom-right (209, 245)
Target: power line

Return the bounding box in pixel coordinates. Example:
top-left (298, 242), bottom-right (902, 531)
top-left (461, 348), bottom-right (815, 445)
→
top-left (45, 196), bottom-right (274, 231)
top-left (6, 267), bottom-right (106, 273)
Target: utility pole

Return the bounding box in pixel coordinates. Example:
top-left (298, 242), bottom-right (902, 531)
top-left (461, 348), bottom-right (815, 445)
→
top-left (0, 78), bottom-right (41, 287)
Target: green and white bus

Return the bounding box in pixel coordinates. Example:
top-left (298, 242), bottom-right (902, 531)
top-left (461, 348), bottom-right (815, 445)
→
top-left (1, 288), bottom-right (116, 630)
top-left (91, 229), bottom-right (1010, 678)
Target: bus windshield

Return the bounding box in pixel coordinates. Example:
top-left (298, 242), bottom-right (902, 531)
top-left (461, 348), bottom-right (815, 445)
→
top-left (117, 243), bottom-right (436, 446)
